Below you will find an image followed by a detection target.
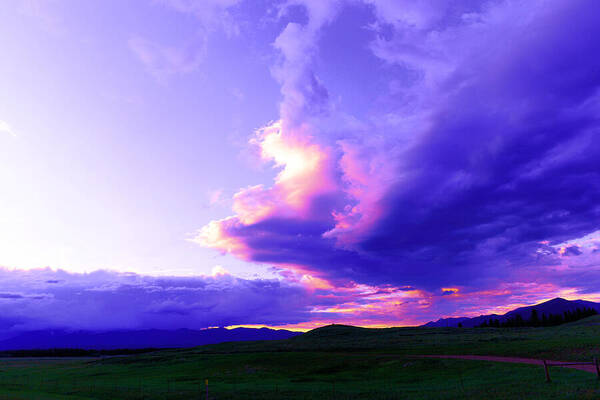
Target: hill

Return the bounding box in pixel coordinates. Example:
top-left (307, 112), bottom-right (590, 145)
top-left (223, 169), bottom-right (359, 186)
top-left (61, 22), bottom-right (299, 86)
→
top-left (0, 327), bottom-right (301, 350)
top-left (0, 316), bottom-right (600, 398)
top-left (423, 297), bottom-right (600, 328)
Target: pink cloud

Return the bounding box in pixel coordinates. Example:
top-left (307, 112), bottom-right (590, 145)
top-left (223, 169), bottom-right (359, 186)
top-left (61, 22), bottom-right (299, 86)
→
top-left (194, 0), bottom-right (600, 327)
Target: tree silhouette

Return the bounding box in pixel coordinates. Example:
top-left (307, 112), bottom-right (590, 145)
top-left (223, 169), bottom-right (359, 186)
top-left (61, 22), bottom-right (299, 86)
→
top-left (477, 307), bottom-right (597, 328)
top-left (529, 309), bottom-right (539, 327)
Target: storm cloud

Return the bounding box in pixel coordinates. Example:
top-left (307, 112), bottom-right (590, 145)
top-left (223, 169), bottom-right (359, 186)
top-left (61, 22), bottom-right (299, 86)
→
top-left (199, 0), bottom-right (600, 298)
top-left (0, 268), bottom-right (314, 334)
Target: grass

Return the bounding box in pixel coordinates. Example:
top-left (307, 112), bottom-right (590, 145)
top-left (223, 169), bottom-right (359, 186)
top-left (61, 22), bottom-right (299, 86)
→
top-left (0, 315), bottom-right (599, 399)
top-left (198, 315), bottom-right (600, 361)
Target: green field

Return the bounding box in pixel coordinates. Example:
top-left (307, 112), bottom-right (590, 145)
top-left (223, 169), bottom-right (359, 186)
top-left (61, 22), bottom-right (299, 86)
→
top-left (1, 316), bottom-right (599, 399)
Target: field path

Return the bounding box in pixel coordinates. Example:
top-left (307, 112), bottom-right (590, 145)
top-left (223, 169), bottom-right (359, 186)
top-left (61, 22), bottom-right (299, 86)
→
top-left (414, 355), bottom-right (598, 374)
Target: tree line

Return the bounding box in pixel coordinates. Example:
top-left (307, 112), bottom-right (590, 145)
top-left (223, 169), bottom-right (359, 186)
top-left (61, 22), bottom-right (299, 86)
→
top-left (477, 307), bottom-right (598, 328)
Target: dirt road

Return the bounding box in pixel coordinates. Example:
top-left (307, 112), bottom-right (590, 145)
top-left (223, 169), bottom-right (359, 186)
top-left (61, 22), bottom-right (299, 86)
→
top-left (415, 355), bottom-right (599, 374)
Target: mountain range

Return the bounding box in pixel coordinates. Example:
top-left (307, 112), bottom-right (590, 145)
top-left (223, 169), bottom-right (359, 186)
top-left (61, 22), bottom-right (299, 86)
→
top-left (0, 327), bottom-right (302, 351)
top-left (1, 297), bottom-right (597, 350)
top-left (423, 297), bottom-right (600, 328)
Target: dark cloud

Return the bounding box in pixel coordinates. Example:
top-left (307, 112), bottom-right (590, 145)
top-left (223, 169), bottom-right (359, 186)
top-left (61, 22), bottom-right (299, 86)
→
top-left (355, 0), bottom-right (600, 285)
top-left (0, 293), bottom-right (24, 299)
top-left (206, 0), bottom-right (600, 294)
top-left (0, 268), bottom-right (314, 334)
top-left (562, 246), bottom-right (583, 257)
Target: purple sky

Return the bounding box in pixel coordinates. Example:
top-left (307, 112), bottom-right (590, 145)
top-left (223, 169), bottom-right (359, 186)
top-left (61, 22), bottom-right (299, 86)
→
top-left (1, 0), bottom-right (600, 333)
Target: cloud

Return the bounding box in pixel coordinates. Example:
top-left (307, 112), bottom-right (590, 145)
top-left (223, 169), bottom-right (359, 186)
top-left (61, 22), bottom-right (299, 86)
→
top-left (129, 35), bottom-right (207, 83)
top-left (2, 252), bottom-right (599, 334)
top-left (155, 0), bottom-right (242, 35)
top-left (18, 0), bottom-right (65, 35)
top-left (0, 267), bottom-right (460, 332)
top-left (0, 120), bottom-right (16, 137)
top-left (130, 0), bottom-right (242, 82)
top-left (207, 188), bottom-right (225, 206)
top-left (197, 0), bottom-right (600, 305)
top-left (0, 267), bottom-right (315, 334)
top-left (561, 245), bottom-right (582, 257)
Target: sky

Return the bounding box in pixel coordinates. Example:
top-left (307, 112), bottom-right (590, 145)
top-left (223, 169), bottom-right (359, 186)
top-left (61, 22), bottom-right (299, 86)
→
top-left (1, 0), bottom-right (600, 334)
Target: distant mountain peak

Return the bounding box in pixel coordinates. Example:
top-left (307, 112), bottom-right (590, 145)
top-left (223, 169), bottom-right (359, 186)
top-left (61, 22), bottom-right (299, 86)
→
top-left (423, 298), bottom-right (600, 328)
top-left (542, 297), bottom-right (570, 304)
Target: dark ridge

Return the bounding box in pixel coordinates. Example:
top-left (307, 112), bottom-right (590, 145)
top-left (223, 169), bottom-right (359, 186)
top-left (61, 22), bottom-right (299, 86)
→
top-left (423, 297), bottom-right (600, 328)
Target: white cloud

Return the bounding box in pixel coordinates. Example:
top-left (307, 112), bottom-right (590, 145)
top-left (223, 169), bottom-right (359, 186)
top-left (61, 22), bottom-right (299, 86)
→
top-left (129, 0), bottom-right (242, 82)
top-left (156, 0), bottom-right (242, 36)
top-left (129, 35), bottom-right (207, 83)
top-left (0, 120), bottom-right (16, 137)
